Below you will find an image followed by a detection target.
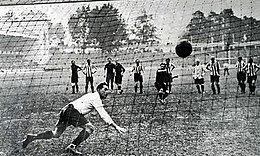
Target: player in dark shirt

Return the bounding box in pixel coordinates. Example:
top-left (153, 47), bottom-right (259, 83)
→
top-left (155, 63), bottom-right (168, 103)
top-left (115, 59), bottom-right (125, 94)
top-left (104, 57), bottom-right (116, 90)
top-left (71, 60), bottom-right (82, 94)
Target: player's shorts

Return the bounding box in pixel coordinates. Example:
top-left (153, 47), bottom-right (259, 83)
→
top-left (71, 76), bottom-right (78, 83)
top-left (56, 104), bottom-right (88, 127)
top-left (86, 77), bottom-right (94, 83)
top-left (106, 73), bottom-right (114, 82)
top-left (247, 75), bottom-right (257, 83)
top-left (155, 81), bottom-right (167, 92)
top-left (237, 72), bottom-right (246, 82)
top-left (165, 73), bottom-right (172, 83)
top-left (134, 73), bottom-right (143, 82)
top-left (115, 74), bottom-right (123, 84)
top-left (194, 78), bottom-right (204, 84)
top-left (210, 75), bottom-right (220, 83)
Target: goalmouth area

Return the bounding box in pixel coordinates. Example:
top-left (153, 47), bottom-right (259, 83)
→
top-left (0, 0), bottom-right (260, 155)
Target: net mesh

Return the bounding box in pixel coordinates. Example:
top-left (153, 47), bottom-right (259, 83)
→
top-left (0, 0), bottom-right (260, 155)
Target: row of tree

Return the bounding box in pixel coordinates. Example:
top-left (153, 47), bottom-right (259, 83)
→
top-left (3, 6), bottom-right (260, 53)
top-left (68, 4), bottom-right (159, 52)
top-left (181, 9), bottom-right (260, 44)
top-left (0, 4), bottom-right (160, 53)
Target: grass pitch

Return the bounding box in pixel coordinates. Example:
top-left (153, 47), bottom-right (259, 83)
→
top-left (0, 66), bottom-right (260, 156)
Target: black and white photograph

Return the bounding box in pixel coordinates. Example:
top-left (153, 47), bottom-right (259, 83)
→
top-left (0, 0), bottom-right (260, 155)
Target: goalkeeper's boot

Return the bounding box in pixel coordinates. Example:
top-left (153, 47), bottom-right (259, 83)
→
top-left (65, 144), bottom-right (82, 155)
top-left (22, 134), bottom-right (36, 148)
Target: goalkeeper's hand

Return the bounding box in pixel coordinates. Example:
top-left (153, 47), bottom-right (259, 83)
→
top-left (111, 123), bottom-right (127, 134)
top-left (116, 126), bottom-right (127, 134)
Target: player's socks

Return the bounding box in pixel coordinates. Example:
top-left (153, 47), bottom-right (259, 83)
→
top-left (196, 85), bottom-right (201, 93)
top-left (36, 131), bottom-right (53, 139)
top-left (211, 84), bottom-right (216, 94)
top-left (76, 84), bottom-right (79, 93)
top-left (85, 85), bottom-right (88, 93)
top-left (140, 84), bottom-right (143, 93)
top-left (242, 83), bottom-right (246, 93)
top-left (72, 130), bottom-right (90, 147)
top-left (252, 85), bottom-right (256, 92)
top-left (72, 86), bottom-right (75, 94)
top-left (216, 84), bottom-right (220, 94)
top-left (91, 86), bottom-right (94, 93)
top-left (22, 131), bottom-right (54, 148)
top-left (249, 84), bottom-right (253, 93)
top-left (134, 85), bottom-right (138, 93)
top-left (201, 85), bottom-right (204, 93)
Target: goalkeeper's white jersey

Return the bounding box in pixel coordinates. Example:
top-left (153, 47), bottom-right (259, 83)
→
top-left (66, 92), bottom-right (114, 125)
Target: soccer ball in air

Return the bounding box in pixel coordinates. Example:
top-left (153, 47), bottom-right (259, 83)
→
top-left (175, 40), bottom-right (192, 58)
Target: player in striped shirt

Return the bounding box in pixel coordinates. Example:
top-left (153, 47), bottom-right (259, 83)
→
top-left (22, 82), bottom-right (127, 155)
top-left (165, 58), bottom-right (176, 93)
top-left (131, 59), bottom-right (144, 93)
top-left (193, 59), bottom-right (205, 94)
top-left (83, 59), bottom-right (97, 93)
top-left (243, 58), bottom-right (260, 95)
top-left (235, 57), bottom-right (246, 93)
top-left (206, 56), bottom-right (221, 94)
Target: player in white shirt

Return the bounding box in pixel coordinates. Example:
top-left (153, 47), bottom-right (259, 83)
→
top-left (193, 59), bottom-right (205, 94)
top-left (223, 62), bottom-right (230, 76)
top-left (22, 82), bottom-right (127, 155)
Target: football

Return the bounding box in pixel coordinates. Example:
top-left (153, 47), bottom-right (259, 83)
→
top-left (175, 40), bottom-right (192, 58)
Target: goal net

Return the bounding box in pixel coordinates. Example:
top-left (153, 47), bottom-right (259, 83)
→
top-left (0, 0), bottom-right (260, 155)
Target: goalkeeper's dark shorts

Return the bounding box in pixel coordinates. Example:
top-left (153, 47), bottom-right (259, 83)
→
top-left (56, 104), bottom-right (89, 127)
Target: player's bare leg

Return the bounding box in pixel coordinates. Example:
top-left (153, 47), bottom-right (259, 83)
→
top-left (140, 82), bottom-right (143, 94)
top-left (134, 82), bottom-right (138, 93)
